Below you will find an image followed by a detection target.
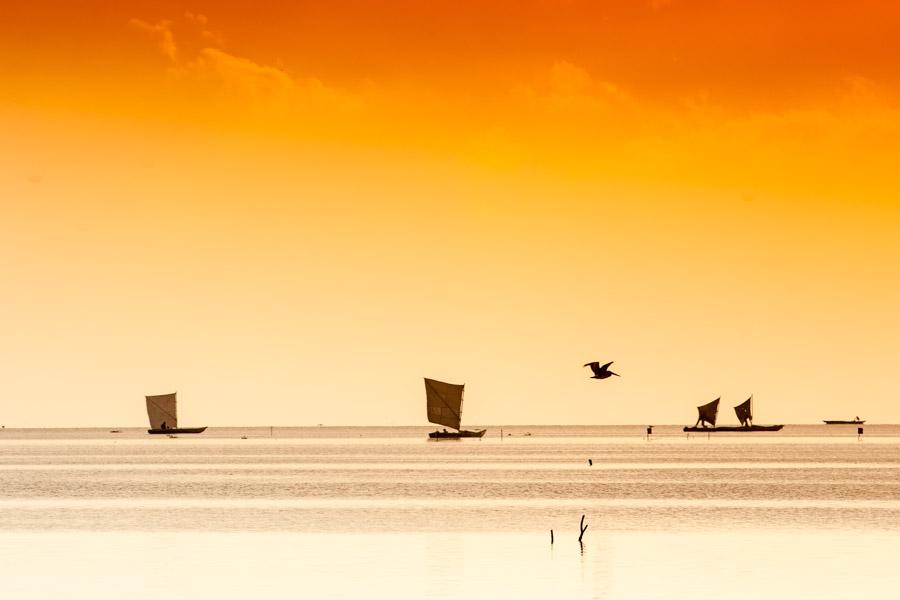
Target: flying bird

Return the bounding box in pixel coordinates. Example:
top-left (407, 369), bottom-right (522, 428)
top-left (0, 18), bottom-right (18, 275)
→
top-left (584, 361), bottom-right (619, 379)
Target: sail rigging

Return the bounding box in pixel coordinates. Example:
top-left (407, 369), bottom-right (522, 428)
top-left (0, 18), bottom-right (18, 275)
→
top-left (146, 393), bottom-right (177, 430)
top-left (734, 396), bottom-right (753, 426)
top-left (424, 378), bottom-right (464, 431)
top-left (696, 398), bottom-right (720, 427)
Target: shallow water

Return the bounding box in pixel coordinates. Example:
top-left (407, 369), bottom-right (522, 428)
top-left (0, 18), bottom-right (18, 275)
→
top-left (1, 426), bottom-right (898, 598)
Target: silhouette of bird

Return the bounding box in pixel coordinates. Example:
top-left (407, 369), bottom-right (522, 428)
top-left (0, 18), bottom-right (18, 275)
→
top-left (584, 361), bottom-right (619, 379)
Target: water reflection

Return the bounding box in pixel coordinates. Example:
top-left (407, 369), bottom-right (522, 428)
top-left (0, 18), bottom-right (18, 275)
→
top-left (1, 429), bottom-right (900, 598)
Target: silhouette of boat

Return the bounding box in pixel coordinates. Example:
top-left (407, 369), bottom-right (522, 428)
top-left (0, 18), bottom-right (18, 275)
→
top-left (424, 378), bottom-right (486, 439)
top-left (146, 393), bottom-right (207, 434)
top-left (683, 396), bottom-right (783, 432)
top-left (823, 418), bottom-right (865, 424)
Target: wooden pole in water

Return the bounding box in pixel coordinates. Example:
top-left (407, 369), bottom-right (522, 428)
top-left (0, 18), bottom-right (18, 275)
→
top-left (858, 426), bottom-right (864, 441)
top-left (550, 529), bottom-right (554, 544)
top-left (578, 514), bottom-right (588, 542)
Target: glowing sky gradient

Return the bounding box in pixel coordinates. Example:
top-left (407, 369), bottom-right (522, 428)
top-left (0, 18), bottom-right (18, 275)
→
top-left (2, 1), bottom-right (899, 426)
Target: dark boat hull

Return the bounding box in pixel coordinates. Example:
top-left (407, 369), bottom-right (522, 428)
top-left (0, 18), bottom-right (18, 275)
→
top-left (428, 429), bottom-right (486, 439)
top-left (148, 427), bottom-right (208, 434)
top-left (683, 425), bottom-right (784, 432)
top-left (823, 420), bottom-right (865, 425)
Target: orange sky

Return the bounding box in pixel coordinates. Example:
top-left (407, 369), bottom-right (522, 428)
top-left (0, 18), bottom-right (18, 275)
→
top-left (1, 1), bottom-right (899, 426)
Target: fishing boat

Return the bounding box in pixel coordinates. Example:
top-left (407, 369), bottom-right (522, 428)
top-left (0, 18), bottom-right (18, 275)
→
top-left (683, 396), bottom-right (783, 432)
top-left (425, 378), bottom-right (486, 439)
top-left (146, 393), bottom-right (207, 434)
top-left (824, 418), bottom-right (865, 424)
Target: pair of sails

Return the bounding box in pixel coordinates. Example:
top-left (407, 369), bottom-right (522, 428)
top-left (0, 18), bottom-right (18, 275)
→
top-left (697, 397), bottom-right (753, 427)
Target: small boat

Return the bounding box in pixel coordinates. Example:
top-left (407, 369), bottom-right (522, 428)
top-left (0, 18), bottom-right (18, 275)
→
top-left (683, 424), bottom-right (784, 432)
top-left (683, 396), bottom-right (783, 432)
top-left (109, 429), bottom-right (121, 433)
top-left (424, 378), bottom-right (486, 439)
top-left (146, 393), bottom-right (208, 434)
top-left (429, 429), bottom-right (487, 439)
top-left (824, 418), bottom-right (865, 424)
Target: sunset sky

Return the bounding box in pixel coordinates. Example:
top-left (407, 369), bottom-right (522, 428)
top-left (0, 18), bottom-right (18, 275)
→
top-left (2, 1), bottom-right (899, 426)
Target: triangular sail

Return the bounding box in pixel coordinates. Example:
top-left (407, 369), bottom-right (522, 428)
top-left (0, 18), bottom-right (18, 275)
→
top-left (734, 396), bottom-right (753, 426)
top-left (424, 378), bottom-right (464, 430)
top-left (146, 393), bottom-right (177, 430)
top-left (696, 398), bottom-right (720, 427)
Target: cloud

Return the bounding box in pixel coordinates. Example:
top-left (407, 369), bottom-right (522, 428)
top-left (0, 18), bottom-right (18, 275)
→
top-left (129, 15), bottom-right (360, 115)
top-left (512, 60), bottom-right (631, 116)
top-left (129, 18), bottom-right (178, 62)
top-left (125, 18), bottom-right (900, 197)
top-left (190, 48), bottom-right (296, 94)
top-left (549, 61), bottom-right (592, 94)
top-left (185, 48), bottom-right (361, 113)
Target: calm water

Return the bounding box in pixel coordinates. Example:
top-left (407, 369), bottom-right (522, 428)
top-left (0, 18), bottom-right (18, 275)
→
top-left (1, 425), bottom-right (899, 598)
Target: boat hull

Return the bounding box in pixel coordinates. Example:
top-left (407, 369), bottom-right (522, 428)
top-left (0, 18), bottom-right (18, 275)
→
top-left (683, 425), bottom-right (783, 432)
top-left (428, 429), bottom-right (486, 439)
top-left (823, 420), bottom-right (865, 424)
top-left (147, 427), bottom-right (208, 434)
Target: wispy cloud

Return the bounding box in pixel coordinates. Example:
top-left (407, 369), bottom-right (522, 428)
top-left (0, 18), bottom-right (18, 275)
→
top-left (129, 18), bottom-right (178, 63)
top-left (129, 14), bottom-right (360, 114)
top-left (512, 60), bottom-right (632, 117)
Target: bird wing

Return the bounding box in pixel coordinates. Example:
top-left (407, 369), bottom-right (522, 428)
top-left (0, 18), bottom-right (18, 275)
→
top-left (584, 362), bottom-right (603, 376)
top-left (600, 361), bottom-right (614, 371)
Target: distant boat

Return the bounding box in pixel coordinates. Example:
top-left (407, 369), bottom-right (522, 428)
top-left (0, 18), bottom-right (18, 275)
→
top-left (683, 396), bottom-right (783, 432)
top-left (424, 378), bottom-right (486, 439)
top-left (146, 393), bottom-right (207, 434)
top-left (824, 418), bottom-right (865, 424)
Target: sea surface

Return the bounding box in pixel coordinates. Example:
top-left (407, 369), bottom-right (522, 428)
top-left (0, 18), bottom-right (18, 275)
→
top-left (1, 425), bottom-right (899, 599)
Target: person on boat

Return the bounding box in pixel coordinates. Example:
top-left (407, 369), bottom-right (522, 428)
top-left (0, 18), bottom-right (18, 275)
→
top-left (693, 416), bottom-right (711, 428)
top-left (160, 421), bottom-right (167, 430)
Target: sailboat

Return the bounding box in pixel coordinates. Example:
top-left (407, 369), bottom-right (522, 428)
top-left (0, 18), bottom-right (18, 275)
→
top-left (424, 378), bottom-right (486, 439)
top-left (683, 396), bottom-right (783, 432)
top-left (146, 393), bottom-right (207, 434)
top-left (823, 417), bottom-right (865, 424)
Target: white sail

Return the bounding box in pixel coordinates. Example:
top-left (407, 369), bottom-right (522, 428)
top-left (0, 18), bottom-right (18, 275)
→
top-left (424, 378), bottom-right (464, 430)
top-left (146, 393), bottom-right (177, 430)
